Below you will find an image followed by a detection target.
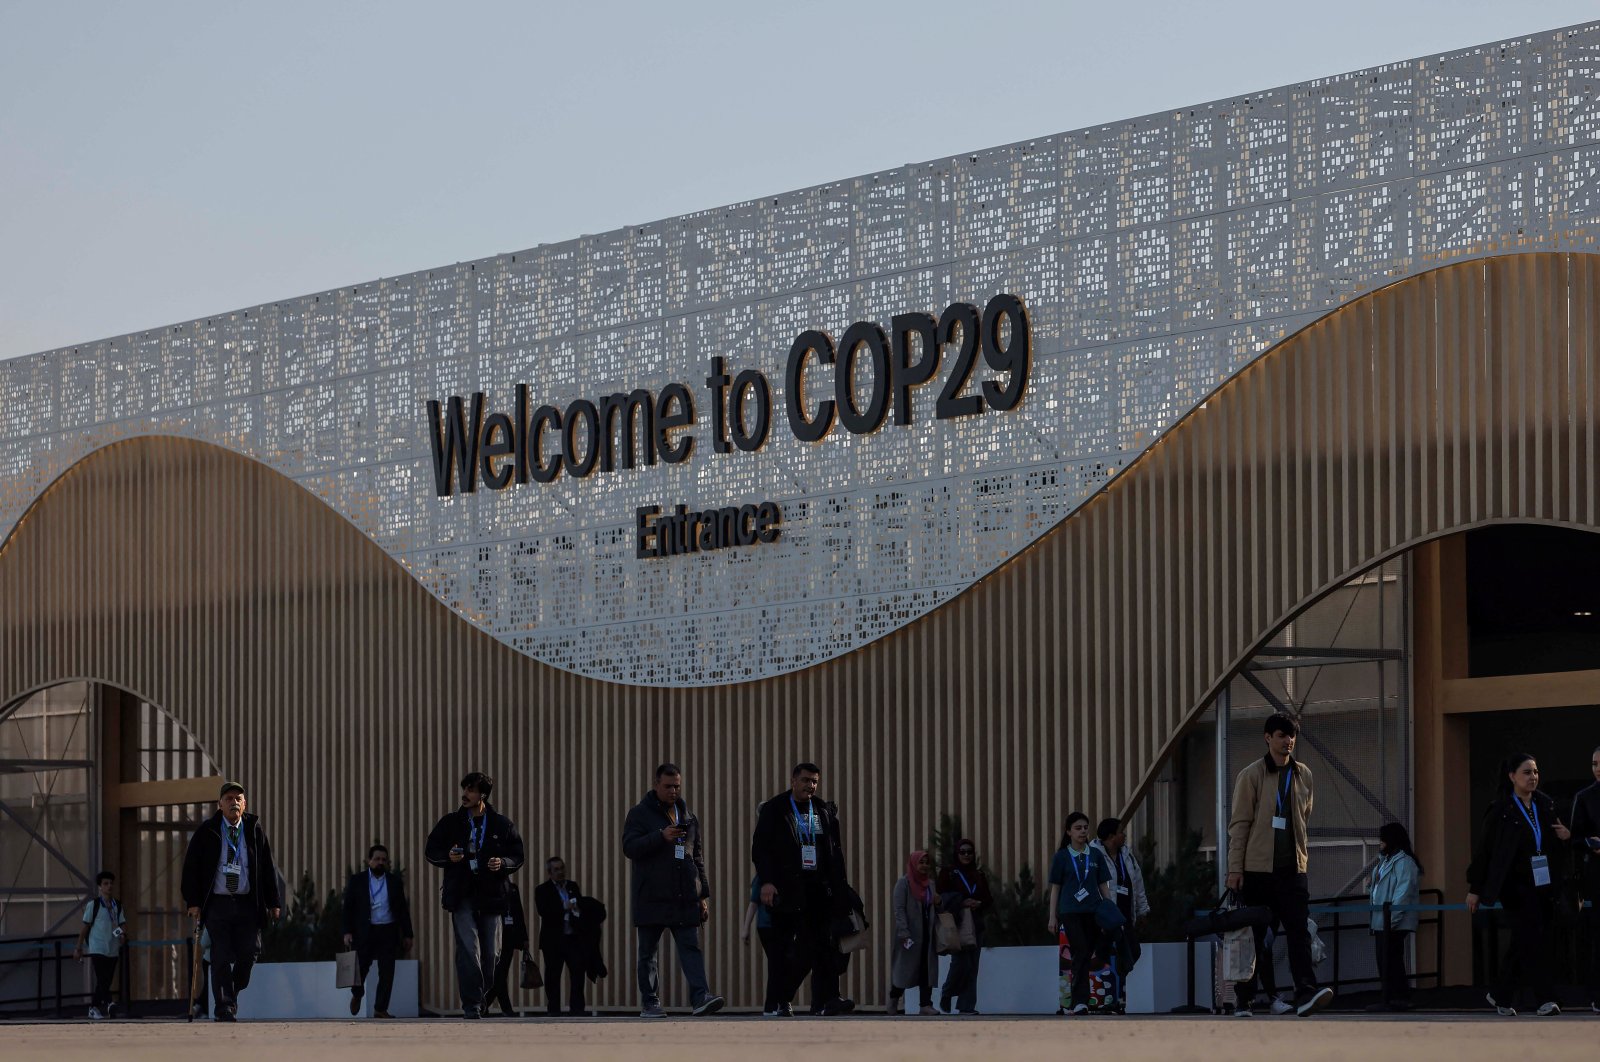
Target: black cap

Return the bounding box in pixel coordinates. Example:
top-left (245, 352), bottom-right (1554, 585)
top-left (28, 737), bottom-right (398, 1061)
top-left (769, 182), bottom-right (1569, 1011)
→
top-left (219, 781), bottom-right (246, 798)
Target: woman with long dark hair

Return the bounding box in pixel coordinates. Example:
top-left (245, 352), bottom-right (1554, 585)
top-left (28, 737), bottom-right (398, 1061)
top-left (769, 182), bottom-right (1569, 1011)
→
top-left (1465, 753), bottom-right (1572, 1016)
top-left (1366, 822), bottom-right (1421, 1011)
top-left (1047, 811), bottom-right (1112, 1015)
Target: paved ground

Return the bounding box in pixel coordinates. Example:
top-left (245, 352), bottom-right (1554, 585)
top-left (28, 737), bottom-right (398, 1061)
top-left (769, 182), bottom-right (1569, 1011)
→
top-left (4, 1014), bottom-right (1598, 1062)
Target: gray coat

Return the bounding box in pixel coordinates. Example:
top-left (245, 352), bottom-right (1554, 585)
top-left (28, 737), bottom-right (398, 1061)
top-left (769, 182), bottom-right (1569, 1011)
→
top-left (889, 874), bottom-right (940, 990)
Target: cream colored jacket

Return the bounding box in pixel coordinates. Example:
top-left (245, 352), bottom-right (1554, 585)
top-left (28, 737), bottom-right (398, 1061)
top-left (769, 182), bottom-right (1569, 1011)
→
top-left (1226, 755), bottom-right (1314, 875)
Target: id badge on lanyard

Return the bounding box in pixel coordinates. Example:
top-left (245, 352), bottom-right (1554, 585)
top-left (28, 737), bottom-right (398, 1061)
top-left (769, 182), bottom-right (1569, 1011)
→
top-left (674, 843), bottom-right (687, 861)
top-left (670, 805), bottom-right (686, 859)
top-left (1531, 854), bottom-right (1552, 888)
top-left (1514, 798), bottom-right (1550, 887)
top-left (1072, 852), bottom-right (1091, 902)
top-left (801, 844), bottom-right (818, 869)
top-left (1272, 765), bottom-right (1293, 831)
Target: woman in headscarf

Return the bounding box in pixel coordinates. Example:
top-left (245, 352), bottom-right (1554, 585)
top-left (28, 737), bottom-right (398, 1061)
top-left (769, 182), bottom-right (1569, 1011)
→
top-left (936, 838), bottom-right (993, 1014)
top-left (1366, 821), bottom-right (1421, 1011)
top-left (1466, 752), bottom-right (1571, 1016)
top-left (889, 850), bottom-right (940, 1015)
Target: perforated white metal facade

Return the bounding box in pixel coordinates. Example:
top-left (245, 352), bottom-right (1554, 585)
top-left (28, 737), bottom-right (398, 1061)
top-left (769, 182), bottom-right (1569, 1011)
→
top-left (5, 24), bottom-right (1600, 686)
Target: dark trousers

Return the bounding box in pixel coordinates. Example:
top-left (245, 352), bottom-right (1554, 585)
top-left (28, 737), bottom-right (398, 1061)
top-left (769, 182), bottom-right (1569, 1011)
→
top-left (769, 882), bottom-right (840, 1009)
top-left (354, 922), bottom-right (402, 1012)
top-left (489, 946), bottom-right (519, 1015)
top-left (1586, 900), bottom-right (1600, 1006)
top-left (891, 948), bottom-right (931, 1008)
top-left (1235, 869), bottom-right (1316, 1005)
top-left (1495, 892), bottom-right (1555, 1009)
top-left (89, 954), bottom-right (118, 1010)
top-left (636, 924), bottom-right (710, 1009)
top-left (941, 946), bottom-right (981, 1013)
top-left (755, 926), bottom-right (785, 1012)
top-left (1060, 913), bottom-right (1100, 1006)
top-left (451, 902), bottom-right (501, 1014)
top-left (1374, 929), bottom-right (1411, 1002)
top-left (204, 895), bottom-right (260, 1015)
top-left (542, 938), bottom-right (588, 1014)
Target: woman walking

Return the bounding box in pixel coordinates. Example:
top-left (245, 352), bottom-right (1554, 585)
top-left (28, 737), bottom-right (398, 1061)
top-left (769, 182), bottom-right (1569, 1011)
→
top-left (1466, 753), bottom-right (1571, 1016)
top-left (1048, 811), bottom-right (1113, 1015)
top-left (1366, 822), bottom-right (1421, 1011)
top-left (936, 838), bottom-right (993, 1014)
top-left (889, 850), bottom-right (940, 1015)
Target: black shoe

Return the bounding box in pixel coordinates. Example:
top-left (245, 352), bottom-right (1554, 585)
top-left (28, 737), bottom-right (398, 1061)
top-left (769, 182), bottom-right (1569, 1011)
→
top-left (463, 1008), bottom-right (481, 1019)
top-left (819, 997), bottom-right (856, 1016)
top-left (350, 988), bottom-right (363, 1016)
top-left (938, 995), bottom-right (952, 1014)
top-left (214, 1008), bottom-right (236, 1023)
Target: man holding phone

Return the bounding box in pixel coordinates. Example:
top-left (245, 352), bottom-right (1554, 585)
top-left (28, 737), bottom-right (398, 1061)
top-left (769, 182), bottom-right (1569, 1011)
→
top-left (622, 763), bottom-right (724, 1017)
top-left (1572, 744), bottom-right (1600, 1014)
top-left (425, 771), bottom-right (525, 1019)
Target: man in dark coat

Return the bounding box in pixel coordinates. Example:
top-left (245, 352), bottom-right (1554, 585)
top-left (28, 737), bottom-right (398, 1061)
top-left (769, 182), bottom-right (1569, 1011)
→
top-left (621, 763), bottom-right (724, 1017)
top-left (340, 843), bottom-right (414, 1018)
top-left (532, 856), bottom-right (588, 1015)
top-left (1568, 743), bottom-right (1600, 1013)
top-left (751, 761), bottom-right (855, 1016)
top-left (424, 771), bottom-right (526, 1018)
top-left (180, 781), bottom-right (282, 1022)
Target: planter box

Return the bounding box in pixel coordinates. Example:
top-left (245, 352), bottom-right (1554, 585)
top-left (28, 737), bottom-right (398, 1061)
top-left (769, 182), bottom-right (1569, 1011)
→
top-left (900, 940), bottom-right (1213, 1015)
top-left (235, 959), bottom-right (419, 1020)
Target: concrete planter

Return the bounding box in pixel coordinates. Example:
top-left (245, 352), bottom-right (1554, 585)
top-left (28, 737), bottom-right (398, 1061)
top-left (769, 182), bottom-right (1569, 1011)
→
top-left (1123, 940), bottom-right (1214, 1013)
top-left (233, 959), bottom-right (419, 1020)
top-left (899, 940), bottom-right (1213, 1015)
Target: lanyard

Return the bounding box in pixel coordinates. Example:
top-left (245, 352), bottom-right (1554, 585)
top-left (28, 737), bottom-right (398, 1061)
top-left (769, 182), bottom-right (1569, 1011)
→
top-left (369, 873), bottom-right (387, 905)
top-left (1069, 847), bottom-right (1091, 887)
top-left (1514, 796), bottom-right (1543, 854)
top-left (1275, 765), bottom-right (1294, 817)
top-left (1116, 848), bottom-right (1129, 882)
top-left (955, 869), bottom-right (977, 896)
top-left (668, 803), bottom-right (679, 827)
top-left (790, 796), bottom-right (817, 845)
top-left (555, 882), bottom-right (570, 907)
top-left (467, 814), bottom-right (486, 850)
top-left (222, 821), bottom-right (243, 862)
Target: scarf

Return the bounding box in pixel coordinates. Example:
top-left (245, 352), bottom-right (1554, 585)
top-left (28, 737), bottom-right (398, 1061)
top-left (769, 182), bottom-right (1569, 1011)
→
top-left (906, 849), bottom-right (934, 905)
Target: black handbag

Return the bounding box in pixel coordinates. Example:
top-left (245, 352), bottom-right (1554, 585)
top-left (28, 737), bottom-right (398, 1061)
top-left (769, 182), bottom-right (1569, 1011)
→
top-left (1180, 889), bottom-right (1271, 938)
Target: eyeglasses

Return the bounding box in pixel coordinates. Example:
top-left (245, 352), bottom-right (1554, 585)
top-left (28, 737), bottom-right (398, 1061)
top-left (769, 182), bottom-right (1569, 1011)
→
top-left (957, 848), bottom-right (975, 855)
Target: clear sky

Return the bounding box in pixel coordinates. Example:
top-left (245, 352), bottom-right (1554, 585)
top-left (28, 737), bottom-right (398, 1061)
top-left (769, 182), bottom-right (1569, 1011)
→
top-left (2, 1), bottom-right (1594, 360)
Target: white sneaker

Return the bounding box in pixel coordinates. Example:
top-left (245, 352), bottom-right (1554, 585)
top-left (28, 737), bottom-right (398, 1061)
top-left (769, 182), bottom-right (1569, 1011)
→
top-left (1269, 997), bottom-right (1294, 1015)
top-left (1070, 1002), bottom-right (1089, 1015)
top-left (1535, 1002), bottom-right (1560, 1016)
top-left (87, 1007), bottom-right (104, 1020)
top-left (1486, 991), bottom-right (1516, 1017)
top-left (1233, 1005), bottom-right (1253, 1017)
top-left (1295, 987), bottom-right (1334, 1017)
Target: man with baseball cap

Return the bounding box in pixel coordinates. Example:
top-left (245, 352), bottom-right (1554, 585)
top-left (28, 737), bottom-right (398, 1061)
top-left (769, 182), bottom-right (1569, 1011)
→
top-left (181, 781), bottom-right (282, 1021)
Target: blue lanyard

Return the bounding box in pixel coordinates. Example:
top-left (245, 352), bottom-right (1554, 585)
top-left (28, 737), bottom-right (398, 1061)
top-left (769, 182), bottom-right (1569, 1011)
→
top-left (1069, 847), bottom-right (1091, 887)
top-left (790, 796), bottom-right (816, 845)
top-left (955, 870), bottom-right (977, 896)
top-left (1514, 796), bottom-right (1543, 854)
top-left (555, 882), bottom-right (570, 906)
top-left (467, 814), bottom-right (486, 850)
top-left (369, 873), bottom-right (387, 905)
top-left (1275, 766), bottom-right (1294, 816)
top-left (1116, 849), bottom-right (1129, 882)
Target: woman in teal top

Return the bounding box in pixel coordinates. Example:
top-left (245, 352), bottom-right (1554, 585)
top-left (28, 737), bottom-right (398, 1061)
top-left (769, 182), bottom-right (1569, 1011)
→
top-left (1047, 811), bottom-right (1113, 1014)
top-left (1367, 822), bottom-right (1421, 1011)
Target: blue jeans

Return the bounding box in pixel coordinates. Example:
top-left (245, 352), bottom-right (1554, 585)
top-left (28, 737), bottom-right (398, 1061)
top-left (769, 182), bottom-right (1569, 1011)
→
top-left (451, 903), bottom-right (501, 1013)
top-left (636, 924), bottom-right (710, 1008)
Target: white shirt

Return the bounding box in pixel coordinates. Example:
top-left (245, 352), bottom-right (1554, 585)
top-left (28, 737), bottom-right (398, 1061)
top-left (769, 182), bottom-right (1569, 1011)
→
top-left (212, 817), bottom-right (251, 895)
top-left (368, 871), bottom-right (393, 925)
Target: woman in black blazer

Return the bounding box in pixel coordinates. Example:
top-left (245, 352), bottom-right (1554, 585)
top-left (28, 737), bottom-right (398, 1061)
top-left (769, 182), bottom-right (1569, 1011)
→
top-left (1465, 752), bottom-right (1572, 1016)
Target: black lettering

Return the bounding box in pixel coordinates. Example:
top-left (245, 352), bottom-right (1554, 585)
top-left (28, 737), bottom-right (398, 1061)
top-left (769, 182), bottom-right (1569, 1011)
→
top-left (705, 357), bottom-right (732, 453)
top-left (935, 302), bottom-right (984, 419)
top-left (980, 293), bottom-right (1031, 411)
top-left (835, 321), bottom-right (890, 434)
top-left (728, 369), bottom-right (771, 452)
top-left (478, 412), bottom-right (515, 491)
top-left (655, 383), bottom-right (695, 464)
top-left (891, 311), bottom-right (940, 425)
top-left (529, 405), bottom-right (562, 484)
top-left (635, 506), bottom-right (660, 559)
top-left (755, 501), bottom-right (781, 543)
top-left (737, 504), bottom-right (758, 546)
top-left (785, 330), bottom-right (836, 442)
top-left (562, 399), bottom-right (600, 479)
top-left (697, 513), bottom-right (717, 551)
top-left (514, 383), bottom-right (530, 484)
top-left (426, 393), bottom-right (484, 496)
top-left (717, 507), bottom-right (738, 548)
top-left (597, 388), bottom-right (657, 472)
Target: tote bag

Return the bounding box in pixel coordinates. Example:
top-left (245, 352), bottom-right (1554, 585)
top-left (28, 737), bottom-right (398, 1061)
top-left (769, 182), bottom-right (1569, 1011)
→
top-left (335, 948), bottom-right (360, 990)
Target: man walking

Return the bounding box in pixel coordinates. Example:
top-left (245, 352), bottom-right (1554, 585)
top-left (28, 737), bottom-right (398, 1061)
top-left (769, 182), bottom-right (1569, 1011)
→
top-left (752, 762), bottom-right (856, 1016)
top-left (1225, 714), bottom-right (1333, 1017)
top-left (180, 781), bottom-right (282, 1022)
top-left (425, 771), bottom-right (526, 1019)
top-left (73, 871), bottom-right (130, 1019)
top-left (622, 763), bottom-right (725, 1017)
top-left (341, 843), bottom-right (414, 1018)
top-left (533, 856), bottom-right (588, 1016)
top-left (1571, 743), bottom-right (1600, 1014)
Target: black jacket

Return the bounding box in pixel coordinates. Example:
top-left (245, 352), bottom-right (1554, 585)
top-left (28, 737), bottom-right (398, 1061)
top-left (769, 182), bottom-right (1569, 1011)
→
top-left (533, 878), bottom-right (583, 952)
top-left (1467, 791), bottom-right (1566, 907)
top-left (1571, 780), bottom-right (1600, 899)
top-left (424, 804), bottom-right (526, 913)
top-left (180, 812), bottom-right (283, 919)
top-left (622, 791), bottom-right (708, 927)
top-left (341, 869), bottom-right (415, 946)
top-left (499, 881), bottom-right (530, 952)
top-left (751, 790), bottom-right (849, 914)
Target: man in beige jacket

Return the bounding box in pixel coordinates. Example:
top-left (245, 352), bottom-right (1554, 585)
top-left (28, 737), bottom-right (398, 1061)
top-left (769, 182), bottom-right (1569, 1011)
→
top-left (1225, 713), bottom-right (1333, 1017)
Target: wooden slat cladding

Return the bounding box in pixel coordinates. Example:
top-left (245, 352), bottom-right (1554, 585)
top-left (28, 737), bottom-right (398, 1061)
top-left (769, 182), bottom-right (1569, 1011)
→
top-left (1, 254), bottom-right (1597, 1011)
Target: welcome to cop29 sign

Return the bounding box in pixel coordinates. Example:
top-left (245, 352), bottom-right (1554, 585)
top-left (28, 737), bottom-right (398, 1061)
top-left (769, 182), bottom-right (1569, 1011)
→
top-left (425, 294), bottom-right (1030, 559)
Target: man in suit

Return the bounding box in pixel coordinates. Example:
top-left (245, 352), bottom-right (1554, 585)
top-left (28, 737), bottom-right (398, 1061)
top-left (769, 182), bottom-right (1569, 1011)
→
top-left (532, 856), bottom-right (588, 1016)
top-left (341, 843), bottom-right (414, 1018)
top-left (424, 771), bottom-right (527, 1019)
top-left (180, 781), bottom-right (282, 1022)
top-left (751, 761), bottom-right (855, 1016)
